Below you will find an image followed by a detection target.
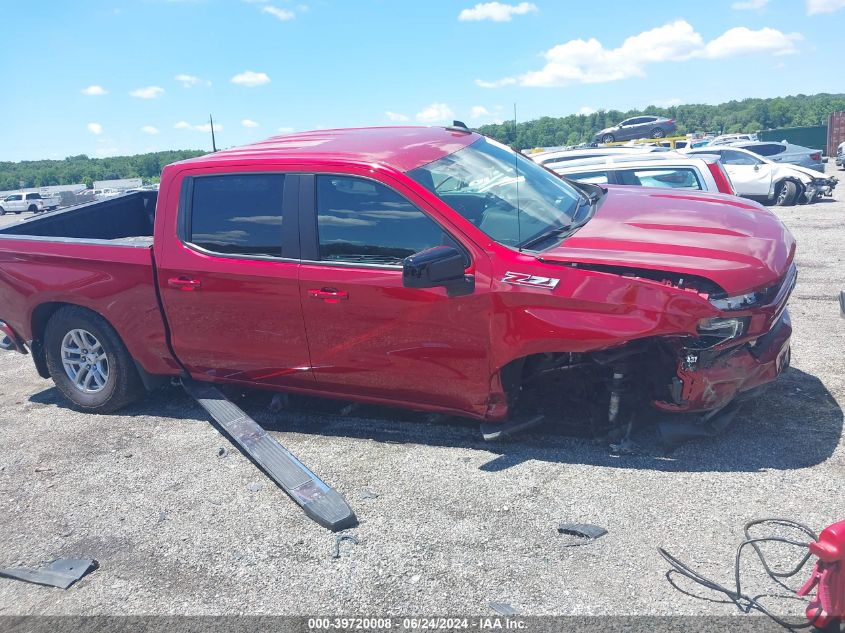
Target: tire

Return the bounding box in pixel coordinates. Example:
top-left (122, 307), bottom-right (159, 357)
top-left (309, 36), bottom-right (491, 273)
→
top-left (14, 211), bottom-right (21, 215)
top-left (44, 306), bottom-right (144, 413)
top-left (27, 204), bottom-right (37, 213)
top-left (601, 133), bottom-right (615, 144)
top-left (650, 128), bottom-right (665, 138)
top-left (774, 180), bottom-right (798, 206)
top-left (0, 207), bottom-right (5, 216)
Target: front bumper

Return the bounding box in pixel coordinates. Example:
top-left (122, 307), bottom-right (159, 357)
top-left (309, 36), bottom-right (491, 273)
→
top-left (655, 310), bottom-right (792, 413)
top-left (804, 176), bottom-right (838, 201)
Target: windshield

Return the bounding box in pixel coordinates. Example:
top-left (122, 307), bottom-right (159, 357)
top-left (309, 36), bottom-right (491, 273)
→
top-left (408, 137), bottom-right (583, 248)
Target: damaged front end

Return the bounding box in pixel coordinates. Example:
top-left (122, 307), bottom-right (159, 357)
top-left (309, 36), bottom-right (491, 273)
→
top-left (803, 175), bottom-right (838, 202)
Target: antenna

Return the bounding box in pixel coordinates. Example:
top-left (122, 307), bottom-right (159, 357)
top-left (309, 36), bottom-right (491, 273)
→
top-left (513, 103), bottom-right (522, 251)
top-left (209, 114), bottom-right (218, 152)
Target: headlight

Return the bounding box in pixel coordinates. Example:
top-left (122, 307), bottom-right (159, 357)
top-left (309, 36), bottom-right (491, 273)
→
top-left (710, 292), bottom-right (758, 311)
top-left (697, 317), bottom-right (748, 340)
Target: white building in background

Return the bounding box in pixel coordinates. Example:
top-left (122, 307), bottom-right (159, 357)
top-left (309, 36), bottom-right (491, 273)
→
top-left (92, 178), bottom-right (142, 191)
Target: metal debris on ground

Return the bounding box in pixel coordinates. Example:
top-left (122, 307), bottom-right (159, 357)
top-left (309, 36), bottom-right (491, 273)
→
top-left (557, 523), bottom-right (607, 546)
top-left (332, 535), bottom-right (359, 559)
top-left (0, 559), bottom-right (97, 589)
top-left (489, 602), bottom-right (518, 616)
top-left (247, 482), bottom-right (263, 492)
top-left (217, 446), bottom-right (229, 458)
top-left (358, 489), bottom-right (379, 500)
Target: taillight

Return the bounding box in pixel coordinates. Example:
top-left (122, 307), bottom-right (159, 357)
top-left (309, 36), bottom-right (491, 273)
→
top-left (810, 152), bottom-right (821, 161)
top-left (707, 162), bottom-right (736, 195)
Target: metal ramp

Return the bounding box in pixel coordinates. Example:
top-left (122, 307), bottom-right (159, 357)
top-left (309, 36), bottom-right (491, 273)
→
top-left (182, 378), bottom-right (356, 531)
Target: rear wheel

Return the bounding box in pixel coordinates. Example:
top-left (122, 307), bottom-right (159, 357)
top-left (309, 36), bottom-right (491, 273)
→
top-left (650, 128), bottom-right (665, 138)
top-left (601, 133), bottom-right (615, 144)
top-left (27, 204), bottom-right (37, 213)
top-left (774, 180), bottom-right (798, 206)
top-left (44, 306), bottom-right (144, 413)
top-left (0, 207), bottom-right (5, 216)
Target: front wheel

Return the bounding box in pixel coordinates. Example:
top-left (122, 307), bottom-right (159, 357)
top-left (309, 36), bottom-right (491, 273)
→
top-left (601, 133), bottom-right (615, 144)
top-left (774, 180), bottom-right (798, 206)
top-left (0, 206), bottom-right (5, 216)
top-left (44, 306), bottom-right (144, 413)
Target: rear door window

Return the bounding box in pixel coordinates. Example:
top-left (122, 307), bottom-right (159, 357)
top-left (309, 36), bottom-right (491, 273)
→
top-left (25, 193), bottom-right (41, 200)
top-left (562, 170), bottom-right (610, 185)
top-left (752, 144), bottom-right (786, 156)
top-left (615, 168), bottom-right (702, 189)
top-left (187, 174), bottom-right (285, 257)
top-left (315, 175), bottom-right (450, 266)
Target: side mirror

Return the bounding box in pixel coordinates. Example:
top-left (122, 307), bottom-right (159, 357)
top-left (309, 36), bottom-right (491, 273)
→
top-left (403, 246), bottom-right (474, 297)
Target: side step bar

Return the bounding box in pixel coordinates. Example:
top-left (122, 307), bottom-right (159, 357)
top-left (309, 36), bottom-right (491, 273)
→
top-left (182, 378), bottom-right (357, 532)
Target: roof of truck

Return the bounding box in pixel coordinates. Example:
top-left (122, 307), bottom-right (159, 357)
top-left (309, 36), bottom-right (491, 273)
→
top-left (174, 126), bottom-right (480, 173)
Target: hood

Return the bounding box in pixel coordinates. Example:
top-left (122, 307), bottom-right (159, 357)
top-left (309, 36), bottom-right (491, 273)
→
top-left (539, 186), bottom-right (795, 295)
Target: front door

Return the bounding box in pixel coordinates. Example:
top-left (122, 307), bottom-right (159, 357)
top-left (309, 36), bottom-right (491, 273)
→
top-left (157, 171), bottom-right (314, 388)
top-left (297, 173), bottom-right (493, 416)
top-left (718, 150), bottom-right (772, 197)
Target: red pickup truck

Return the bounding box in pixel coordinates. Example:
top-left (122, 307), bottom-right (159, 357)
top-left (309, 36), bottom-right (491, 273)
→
top-left (0, 126), bottom-right (795, 440)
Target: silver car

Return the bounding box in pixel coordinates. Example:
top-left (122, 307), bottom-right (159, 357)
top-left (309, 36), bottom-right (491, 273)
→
top-left (731, 141), bottom-right (824, 173)
top-left (593, 116), bottom-right (676, 144)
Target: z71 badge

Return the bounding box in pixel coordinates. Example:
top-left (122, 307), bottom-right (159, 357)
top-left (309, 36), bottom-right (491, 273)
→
top-left (501, 271), bottom-right (560, 289)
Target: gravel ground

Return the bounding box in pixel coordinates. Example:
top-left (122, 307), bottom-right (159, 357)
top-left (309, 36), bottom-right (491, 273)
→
top-left (0, 164), bottom-right (843, 618)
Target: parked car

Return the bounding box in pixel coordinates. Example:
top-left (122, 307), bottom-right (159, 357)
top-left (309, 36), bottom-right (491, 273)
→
top-left (593, 116), bottom-right (676, 144)
top-left (707, 134), bottom-right (757, 146)
top-left (835, 141), bottom-right (845, 170)
top-left (547, 153), bottom-right (735, 195)
top-left (532, 146), bottom-right (668, 170)
top-left (91, 188), bottom-right (122, 201)
top-left (730, 141), bottom-right (825, 173)
top-left (0, 192), bottom-right (59, 215)
top-left (0, 127), bottom-right (795, 444)
top-left (684, 146), bottom-right (837, 205)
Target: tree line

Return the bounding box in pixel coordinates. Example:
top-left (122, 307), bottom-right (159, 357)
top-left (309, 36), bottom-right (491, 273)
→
top-left (0, 149), bottom-right (206, 191)
top-left (478, 92), bottom-right (845, 149)
top-left (2, 93), bottom-right (844, 190)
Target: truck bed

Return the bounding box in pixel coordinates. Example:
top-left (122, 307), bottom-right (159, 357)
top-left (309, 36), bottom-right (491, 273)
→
top-left (0, 191), bottom-right (156, 244)
top-left (0, 190), bottom-right (177, 377)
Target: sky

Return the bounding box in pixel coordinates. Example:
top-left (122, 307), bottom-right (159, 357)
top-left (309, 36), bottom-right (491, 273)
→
top-left (1, 0), bottom-right (843, 161)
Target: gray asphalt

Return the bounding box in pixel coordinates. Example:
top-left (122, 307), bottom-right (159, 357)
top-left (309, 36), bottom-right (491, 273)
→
top-left (0, 164), bottom-right (843, 617)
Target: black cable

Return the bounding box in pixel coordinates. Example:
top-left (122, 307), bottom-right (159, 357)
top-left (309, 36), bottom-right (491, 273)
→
top-left (658, 518), bottom-right (822, 631)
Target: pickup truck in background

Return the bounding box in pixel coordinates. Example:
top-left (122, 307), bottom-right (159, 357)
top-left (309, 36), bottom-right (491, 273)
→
top-left (0, 191), bottom-right (60, 215)
top-left (0, 127), bottom-right (796, 440)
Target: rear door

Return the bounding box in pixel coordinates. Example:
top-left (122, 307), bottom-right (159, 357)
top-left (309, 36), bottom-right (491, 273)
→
top-left (157, 171), bottom-right (314, 388)
top-left (297, 172), bottom-right (493, 416)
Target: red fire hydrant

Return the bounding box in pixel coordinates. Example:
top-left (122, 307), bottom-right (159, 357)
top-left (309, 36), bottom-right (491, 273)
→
top-left (799, 520), bottom-right (845, 628)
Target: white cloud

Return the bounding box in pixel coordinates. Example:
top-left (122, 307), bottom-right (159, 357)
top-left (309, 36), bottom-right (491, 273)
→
top-left (81, 85), bottom-right (107, 96)
top-left (261, 5), bottom-right (295, 20)
top-left (141, 125), bottom-right (160, 135)
top-left (806, 0), bottom-right (845, 13)
top-left (458, 2), bottom-right (537, 22)
top-left (385, 111), bottom-right (410, 122)
top-left (231, 70), bottom-right (271, 87)
top-left (704, 26), bottom-right (801, 57)
top-left (129, 86), bottom-right (165, 99)
top-left (174, 74), bottom-right (210, 87)
top-left (175, 121), bottom-right (224, 132)
top-left (731, 0), bottom-right (770, 9)
top-left (578, 106), bottom-right (596, 115)
top-left (242, 119), bottom-right (260, 128)
top-left (87, 122), bottom-right (103, 135)
top-left (478, 20), bottom-right (802, 88)
top-left (277, 126), bottom-right (295, 133)
top-left (470, 106), bottom-right (491, 118)
top-left (416, 103), bottom-right (455, 123)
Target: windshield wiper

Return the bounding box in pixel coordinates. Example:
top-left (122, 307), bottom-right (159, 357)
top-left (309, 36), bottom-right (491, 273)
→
top-left (518, 223), bottom-right (573, 250)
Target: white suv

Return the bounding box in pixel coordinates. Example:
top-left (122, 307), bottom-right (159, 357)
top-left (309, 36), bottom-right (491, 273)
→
top-left (684, 146), bottom-right (837, 205)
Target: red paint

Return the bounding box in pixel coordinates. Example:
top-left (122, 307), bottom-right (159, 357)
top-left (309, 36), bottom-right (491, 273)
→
top-left (0, 127), bottom-right (797, 422)
top-left (799, 520), bottom-right (845, 626)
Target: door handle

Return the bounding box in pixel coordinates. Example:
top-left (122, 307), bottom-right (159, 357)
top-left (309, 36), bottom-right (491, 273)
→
top-left (168, 276), bottom-right (202, 291)
top-left (308, 288), bottom-right (349, 303)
